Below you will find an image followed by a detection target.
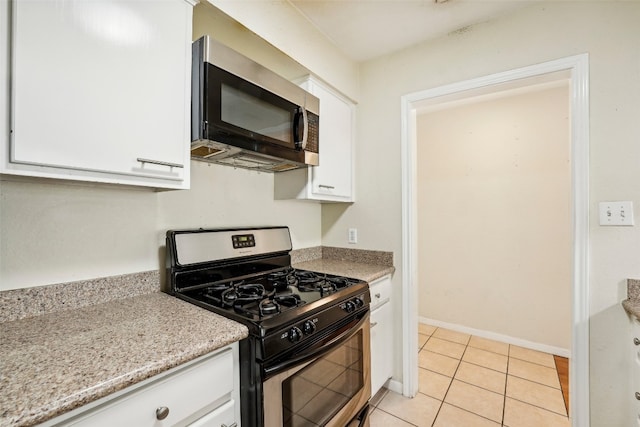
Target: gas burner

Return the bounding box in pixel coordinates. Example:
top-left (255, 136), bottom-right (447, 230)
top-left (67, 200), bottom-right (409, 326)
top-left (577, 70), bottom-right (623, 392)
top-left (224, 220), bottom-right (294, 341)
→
top-left (295, 270), bottom-right (321, 283)
top-left (259, 299), bottom-right (280, 316)
top-left (326, 276), bottom-right (359, 289)
top-left (267, 268), bottom-right (297, 290)
top-left (234, 283), bottom-right (272, 304)
top-left (298, 279), bottom-right (338, 296)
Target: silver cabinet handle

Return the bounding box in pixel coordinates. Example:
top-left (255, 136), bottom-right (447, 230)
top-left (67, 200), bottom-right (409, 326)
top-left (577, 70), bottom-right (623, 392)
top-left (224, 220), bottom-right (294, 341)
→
top-left (137, 158), bottom-right (184, 169)
top-left (156, 406), bottom-right (170, 420)
top-left (374, 293), bottom-right (381, 298)
top-left (318, 184), bottom-right (335, 189)
top-left (370, 321), bottom-right (378, 329)
top-left (636, 392), bottom-right (640, 401)
top-left (634, 337), bottom-right (640, 346)
top-left (222, 423), bottom-right (237, 427)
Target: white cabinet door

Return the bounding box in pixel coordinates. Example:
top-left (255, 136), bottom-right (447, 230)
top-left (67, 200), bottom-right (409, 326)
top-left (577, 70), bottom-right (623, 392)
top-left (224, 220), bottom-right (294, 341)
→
top-left (308, 78), bottom-right (353, 200)
top-left (7, 0), bottom-right (192, 189)
top-left (274, 76), bottom-right (354, 202)
top-left (370, 275), bottom-right (393, 396)
top-left (43, 345), bottom-right (239, 427)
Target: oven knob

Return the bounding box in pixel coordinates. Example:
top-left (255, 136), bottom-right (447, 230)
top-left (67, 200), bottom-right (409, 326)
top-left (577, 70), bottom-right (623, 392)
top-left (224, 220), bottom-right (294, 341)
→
top-left (288, 326), bottom-right (302, 343)
top-left (302, 320), bottom-right (316, 335)
top-left (353, 297), bottom-right (364, 308)
top-left (345, 301), bottom-right (356, 313)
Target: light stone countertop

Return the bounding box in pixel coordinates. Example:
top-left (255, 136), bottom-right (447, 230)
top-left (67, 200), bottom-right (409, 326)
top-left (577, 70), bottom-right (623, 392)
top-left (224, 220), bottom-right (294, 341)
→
top-left (291, 246), bottom-right (395, 283)
top-left (623, 279), bottom-right (640, 319)
top-left (293, 258), bottom-right (395, 283)
top-left (0, 292), bottom-right (248, 427)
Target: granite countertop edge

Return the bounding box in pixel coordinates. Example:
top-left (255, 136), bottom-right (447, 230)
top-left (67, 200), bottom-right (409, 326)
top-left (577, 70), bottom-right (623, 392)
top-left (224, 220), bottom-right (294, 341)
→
top-left (622, 279), bottom-right (640, 319)
top-left (0, 292), bottom-right (248, 427)
top-left (291, 246), bottom-right (395, 283)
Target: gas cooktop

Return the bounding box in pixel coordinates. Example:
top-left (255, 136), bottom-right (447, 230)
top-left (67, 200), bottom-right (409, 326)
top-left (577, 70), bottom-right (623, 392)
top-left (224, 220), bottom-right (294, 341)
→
top-left (166, 227), bottom-right (369, 340)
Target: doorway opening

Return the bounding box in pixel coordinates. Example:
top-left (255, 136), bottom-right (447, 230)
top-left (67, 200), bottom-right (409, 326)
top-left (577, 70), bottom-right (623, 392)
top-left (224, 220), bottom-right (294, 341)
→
top-left (400, 54), bottom-right (589, 426)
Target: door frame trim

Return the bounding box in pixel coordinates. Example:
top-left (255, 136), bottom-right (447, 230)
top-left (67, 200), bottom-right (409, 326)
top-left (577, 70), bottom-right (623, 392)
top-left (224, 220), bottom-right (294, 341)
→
top-left (400, 54), bottom-right (589, 426)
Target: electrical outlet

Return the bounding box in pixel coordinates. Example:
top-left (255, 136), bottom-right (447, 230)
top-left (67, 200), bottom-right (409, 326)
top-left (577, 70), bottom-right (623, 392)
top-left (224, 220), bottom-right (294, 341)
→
top-left (599, 201), bottom-right (635, 226)
top-left (348, 228), bottom-right (358, 244)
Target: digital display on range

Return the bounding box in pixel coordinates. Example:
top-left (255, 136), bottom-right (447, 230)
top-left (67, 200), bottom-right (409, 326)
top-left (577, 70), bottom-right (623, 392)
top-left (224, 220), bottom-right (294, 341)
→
top-left (232, 233), bottom-right (255, 249)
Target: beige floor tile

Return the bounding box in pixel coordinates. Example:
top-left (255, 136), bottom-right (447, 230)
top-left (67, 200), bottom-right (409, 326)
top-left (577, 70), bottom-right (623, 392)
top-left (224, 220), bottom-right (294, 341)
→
top-left (506, 375), bottom-right (567, 416)
top-left (434, 403), bottom-right (501, 427)
top-left (419, 323), bottom-right (437, 336)
top-left (454, 361), bottom-right (506, 394)
top-left (444, 380), bottom-right (504, 423)
top-left (419, 349), bottom-right (460, 377)
top-left (468, 336), bottom-right (509, 356)
top-left (418, 333), bottom-right (429, 350)
top-left (377, 390), bottom-right (441, 427)
top-left (433, 327), bottom-right (471, 345)
top-left (503, 397), bottom-right (571, 427)
top-left (369, 407), bottom-right (415, 427)
top-left (424, 336), bottom-right (467, 359)
top-left (419, 367), bottom-right (452, 400)
top-left (509, 345), bottom-right (556, 368)
top-left (462, 347), bottom-right (508, 373)
top-left (508, 358), bottom-right (560, 388)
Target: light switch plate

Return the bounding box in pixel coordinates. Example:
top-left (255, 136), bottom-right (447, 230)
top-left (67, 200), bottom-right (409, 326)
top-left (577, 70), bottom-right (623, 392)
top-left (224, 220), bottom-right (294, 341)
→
top-left (599, 201), bottom-right (635, 226)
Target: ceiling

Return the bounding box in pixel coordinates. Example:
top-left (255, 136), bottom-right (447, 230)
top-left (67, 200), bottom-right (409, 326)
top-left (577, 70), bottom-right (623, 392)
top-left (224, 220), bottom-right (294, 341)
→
top-left (288, 0), bottom-right (538, 62)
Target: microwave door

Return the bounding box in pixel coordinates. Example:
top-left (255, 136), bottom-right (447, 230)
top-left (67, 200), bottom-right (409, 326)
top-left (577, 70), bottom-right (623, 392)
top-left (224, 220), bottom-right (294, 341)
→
top-left (206, 64), bottom-right (300, 151)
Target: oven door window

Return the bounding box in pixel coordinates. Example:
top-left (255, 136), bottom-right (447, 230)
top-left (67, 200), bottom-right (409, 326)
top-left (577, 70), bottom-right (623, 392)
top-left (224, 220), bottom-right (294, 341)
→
top-left (282, 332), bottom-right (364, 427)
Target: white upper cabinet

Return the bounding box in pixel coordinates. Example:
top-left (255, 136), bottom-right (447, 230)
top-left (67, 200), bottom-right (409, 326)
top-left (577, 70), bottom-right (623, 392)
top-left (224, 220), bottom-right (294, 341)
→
top-left (274, 76), bottom-right (354, 202)
top-left (2, 0), bottom-right (193, 189)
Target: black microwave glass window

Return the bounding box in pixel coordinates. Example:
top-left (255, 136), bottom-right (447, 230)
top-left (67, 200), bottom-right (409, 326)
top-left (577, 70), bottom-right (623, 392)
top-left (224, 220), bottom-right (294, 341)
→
top-left (281, 333), bottom-right (364, 426)
top-left (221, 83), bottom-right (293, 143)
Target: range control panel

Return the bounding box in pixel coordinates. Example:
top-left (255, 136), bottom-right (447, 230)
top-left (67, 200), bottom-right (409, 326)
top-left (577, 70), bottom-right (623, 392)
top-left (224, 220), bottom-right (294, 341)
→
top-left (232, 233), bottom-right (256, 249)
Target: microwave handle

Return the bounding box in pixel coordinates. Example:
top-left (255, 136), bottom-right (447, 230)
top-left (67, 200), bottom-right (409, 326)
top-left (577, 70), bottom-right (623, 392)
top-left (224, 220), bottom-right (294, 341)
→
top-left (294, 108), bottom-right (309, 150)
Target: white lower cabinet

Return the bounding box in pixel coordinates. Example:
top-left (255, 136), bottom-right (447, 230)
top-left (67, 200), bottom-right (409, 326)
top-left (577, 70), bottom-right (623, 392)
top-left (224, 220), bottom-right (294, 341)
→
top-left (370, 275), bottom-right (393, 396)
top-left (44, 344), bottom-right (240, 427)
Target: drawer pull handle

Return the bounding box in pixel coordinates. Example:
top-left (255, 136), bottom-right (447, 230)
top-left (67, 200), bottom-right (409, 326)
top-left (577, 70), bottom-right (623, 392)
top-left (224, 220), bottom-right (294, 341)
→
top-left (374, 293), bottom-right (381, 298)
top-left (634, 338), bottom-right (640, 346)
top-left (636, 392), bottom-right (640, 401)
top-left (370, 321), bottom-right (378, 329)
top-left (318, 184), bottom-right (335, 189)
top-left (156, 406), bottom-right (170, 420)
top-left (222, 423), bottom-right (238, 427)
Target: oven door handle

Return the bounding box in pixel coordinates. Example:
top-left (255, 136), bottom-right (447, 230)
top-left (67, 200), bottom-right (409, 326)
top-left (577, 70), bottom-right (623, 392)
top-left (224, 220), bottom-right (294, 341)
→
top-left (264, 311), bottom-right (368, 377)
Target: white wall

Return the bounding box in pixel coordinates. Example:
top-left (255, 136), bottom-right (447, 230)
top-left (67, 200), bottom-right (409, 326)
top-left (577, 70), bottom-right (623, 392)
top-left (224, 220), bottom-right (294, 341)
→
top-left (324, 3), bottom-right (640, 426)
top-left (205, 0), bottom-right (359, 101)
top-left (417, 85), bottom-right (571, 351)
top-left (0, 163), bottom-right (321, 291)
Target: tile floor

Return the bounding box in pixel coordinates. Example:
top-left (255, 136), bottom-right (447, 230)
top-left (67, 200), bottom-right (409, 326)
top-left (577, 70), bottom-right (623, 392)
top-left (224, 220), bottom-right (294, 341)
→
top-left (369, 324), bottom-right (571, 427)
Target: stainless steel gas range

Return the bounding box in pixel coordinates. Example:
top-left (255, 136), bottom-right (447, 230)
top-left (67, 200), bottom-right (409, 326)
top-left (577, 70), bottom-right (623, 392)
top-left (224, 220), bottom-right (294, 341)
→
top-left (166, 226), bottom-right (371, 427)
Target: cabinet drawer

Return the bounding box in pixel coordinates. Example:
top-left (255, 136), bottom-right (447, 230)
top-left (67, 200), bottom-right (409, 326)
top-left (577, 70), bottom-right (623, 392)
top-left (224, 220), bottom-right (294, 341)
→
top-left (369, 276), bottom-right (392, 312)
top-left (189, 400), bottom-right (235, 427)
top-left (64, 349), bottom-right (234, 427)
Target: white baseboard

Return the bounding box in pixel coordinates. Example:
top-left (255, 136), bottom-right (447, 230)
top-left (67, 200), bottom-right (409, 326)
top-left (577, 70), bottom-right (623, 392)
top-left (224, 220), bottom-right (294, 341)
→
top-left (418, 316), bottom-right (571, 358)
top-left (386, 378), bottom-right (403, 395)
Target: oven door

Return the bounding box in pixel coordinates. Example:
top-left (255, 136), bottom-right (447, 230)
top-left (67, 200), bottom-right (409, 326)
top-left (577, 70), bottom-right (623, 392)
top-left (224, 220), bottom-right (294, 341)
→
top-left (263, 312), bottom-right (371, 427)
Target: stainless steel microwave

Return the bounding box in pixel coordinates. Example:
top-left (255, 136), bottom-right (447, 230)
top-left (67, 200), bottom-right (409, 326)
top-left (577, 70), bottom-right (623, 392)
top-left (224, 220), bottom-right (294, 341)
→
top-left (191, 36), bottom-right (320, 172)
